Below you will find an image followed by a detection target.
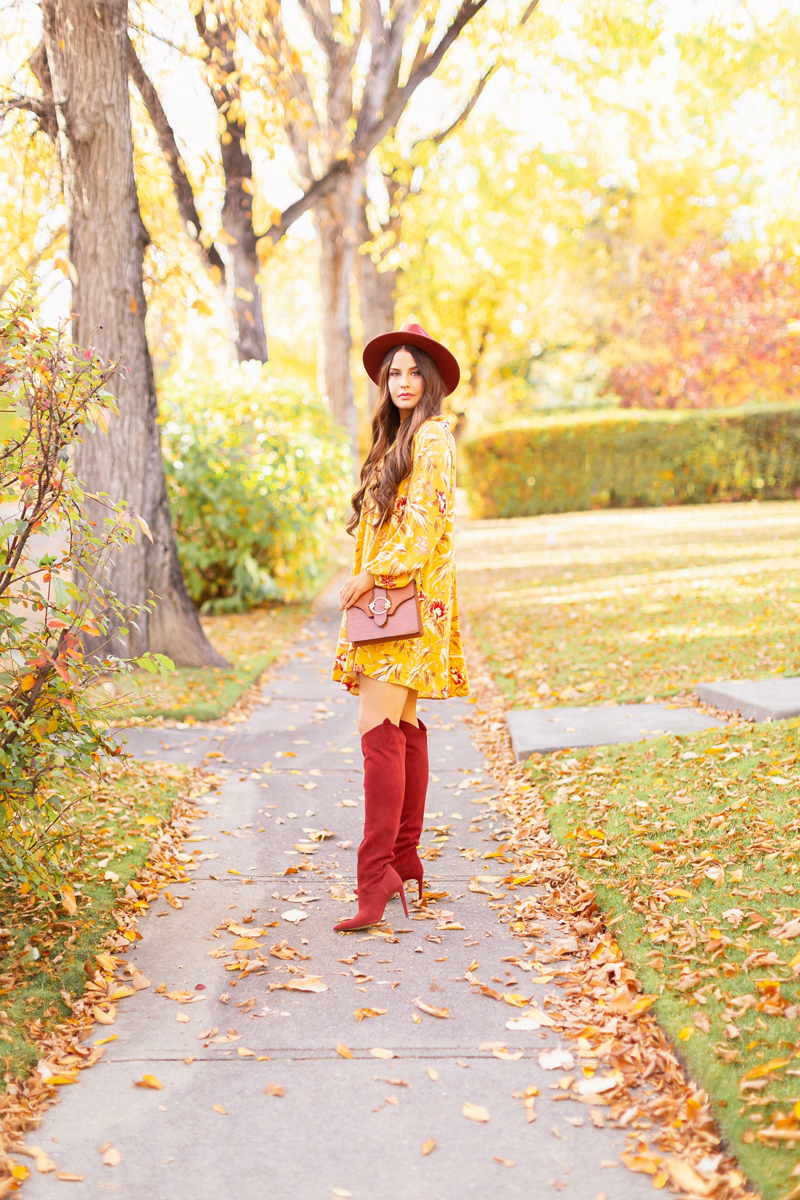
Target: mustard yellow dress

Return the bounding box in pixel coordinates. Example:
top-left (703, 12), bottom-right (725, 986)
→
top-left (332, 415), bottom-right (470, 699)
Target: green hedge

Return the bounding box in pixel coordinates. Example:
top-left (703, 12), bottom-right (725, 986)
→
top-left (161, 369), bottom-right (352, 612)
top-left (461, 404), bottom-right (800, 519)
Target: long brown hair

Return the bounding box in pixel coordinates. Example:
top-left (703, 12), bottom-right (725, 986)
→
top-left (347, 345), bottom-right (446, 534)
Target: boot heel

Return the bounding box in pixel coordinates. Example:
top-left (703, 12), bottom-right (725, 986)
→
top-left (398, 887), bottom-right (409, 918)
top-left (414, 874), bottom-right (424, 901)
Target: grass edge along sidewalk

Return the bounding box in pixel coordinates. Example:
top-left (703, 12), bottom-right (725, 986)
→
top-left (0, 760), bottom-right (210, 1192)
top-left (536, 718), bottom-right (800, 1200)
top-left (459, 642), bottom-right (755, 1200)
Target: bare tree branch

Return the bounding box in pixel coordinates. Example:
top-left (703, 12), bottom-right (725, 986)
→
top-left (263, 155), bottom-right (351, 243)
top-left (124, 34), bottom-right (225, 278)
top-left (355, 0), bottom-right (491, 160)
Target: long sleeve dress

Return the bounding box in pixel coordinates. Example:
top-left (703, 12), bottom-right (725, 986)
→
top-left (331, 415), bottom-right (470, 700)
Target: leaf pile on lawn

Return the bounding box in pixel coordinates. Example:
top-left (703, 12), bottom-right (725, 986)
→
top-left (0, 759), bottom-right (211, 1189)
top-left (458, 500), bottom-right (800, 708)
top-left (536, 717), bottom-right (800, 1199)
top-left (460, 647), bottom-right (757, 1200)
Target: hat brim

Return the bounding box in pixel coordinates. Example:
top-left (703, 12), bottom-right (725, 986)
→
top-left (362, 330), bottom-right (461, 396)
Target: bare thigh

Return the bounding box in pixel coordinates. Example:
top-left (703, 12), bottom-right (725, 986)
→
top-left (358, 674), bottom-right (418, 737)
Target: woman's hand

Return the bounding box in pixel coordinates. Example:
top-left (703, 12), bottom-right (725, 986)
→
top-left (339, 570), bottom-right (375, 611)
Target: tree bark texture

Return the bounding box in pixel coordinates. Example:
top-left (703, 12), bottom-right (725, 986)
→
top-left (220, 130), bottom-right (268, 363)
top-left (40, 0), bottom-right (227, 667)
top-left (316, 175), bottom-right (363, 446)
top-left (195, 6), bottom-right (268, 364)
top-left (356, 199), bottom-right (399, 415)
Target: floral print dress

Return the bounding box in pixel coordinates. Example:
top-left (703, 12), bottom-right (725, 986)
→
top-left (332, 415), bottom-right (470, 699)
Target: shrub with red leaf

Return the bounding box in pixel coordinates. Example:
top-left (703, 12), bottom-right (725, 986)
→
top-left (0, 292), bottom-right (168, 898)
top-left (604, 242), bottom-right (800, 409)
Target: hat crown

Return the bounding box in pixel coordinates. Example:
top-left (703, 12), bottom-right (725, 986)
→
top-left (398, 322), bottom-right (429, 338)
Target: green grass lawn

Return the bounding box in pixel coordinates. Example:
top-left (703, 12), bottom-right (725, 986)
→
top-left (458, 500), bottom-right (800, 708)
top-left (458, 499), bottom-right (800, 1197)
top-left (536, 720), bottom-right (800, 1199)
top-left (103, 603), bottom-right (312, 722)
top-left (0, 761), bottom-right (196, 1080)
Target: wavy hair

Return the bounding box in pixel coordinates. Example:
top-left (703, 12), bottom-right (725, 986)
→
top-left (347, 345), bottom-right (445, 535)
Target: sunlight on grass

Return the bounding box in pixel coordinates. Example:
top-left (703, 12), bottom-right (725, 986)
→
top-left (458, 501), bottom-right (800, 706)
top-left (538, 721), bottom-right (800, 1200)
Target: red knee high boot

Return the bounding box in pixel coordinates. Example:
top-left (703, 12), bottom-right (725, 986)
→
top-left (392, 719), bottom-right (429, 901)
top-left (334, 719), bottom-right (409, 932)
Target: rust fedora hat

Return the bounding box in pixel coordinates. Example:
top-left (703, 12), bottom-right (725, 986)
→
top-left (362, 322), bottom-right (460, 396)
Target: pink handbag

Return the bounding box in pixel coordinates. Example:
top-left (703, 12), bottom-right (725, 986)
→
top-left (346, 581), bottom-right (423, 646)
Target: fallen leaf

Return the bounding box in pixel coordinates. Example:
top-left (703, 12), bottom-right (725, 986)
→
top-left (494, 1157), bottom-right (515, 1168)
top-left (56, 1173), bottom-right (84, 1182)
top-left (421, 1137), bottom-right (436, 1156)
top-left (134, 1074), bottom-right (163, 1090)
top-left (276, 975), bottom-right (328, 993)
top-left (264, 1084), bottom-right (284, 1097)
top-left (102, 1147), bottom-right (121, 1167)
top-left (282, 909), bottom-right (308, 923)
top-left (237, 1048), bottom-right (255, 1057)
top-left (413, 997), bottom-right (451, 1019)
top-left (213, 1105), bottom-right (227, 1114)
top-left (538, 1047), bottom-right (575, 1071)
top-left (665, 1158), bottom-right (714, 1196)
top-left (463, 1102), bottom-right (491, 1123)
top-left (506, 1012), bottom-right (555, 1030)
top-left (14, 1145), bottom-right (55, 1173)
top-left (336, 1043), bottom-right (353, 1059)
top-left (354, 1007), bottom-right (388, 1021)
top-left (427, 1067), bottom-right (439, 1081)
top-left (176, 1012), bottom-right (190, 1024)
top-left (369, 1048), bottom-right (396, 1060)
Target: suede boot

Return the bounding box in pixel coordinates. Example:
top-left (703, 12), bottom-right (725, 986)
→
top-left (392, 719), bottom-right (429, 900)
top-left (334, 719), bottom-right (409, 932)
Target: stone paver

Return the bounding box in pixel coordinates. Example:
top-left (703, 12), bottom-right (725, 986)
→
top-left (506, 701), bottom-right (723, 759)
top-left (696, 676), bottom-right (800, 722)
top-left (24, 588), bottom-right (658, 1200)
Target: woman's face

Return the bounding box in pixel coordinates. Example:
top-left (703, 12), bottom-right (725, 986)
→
top-left (388, 349), bottom-right (424, 421)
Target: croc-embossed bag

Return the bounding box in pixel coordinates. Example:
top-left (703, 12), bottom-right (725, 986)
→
top-left (346, 581), bottom-right (422, 646)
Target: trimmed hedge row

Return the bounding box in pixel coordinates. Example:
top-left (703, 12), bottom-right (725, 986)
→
top-left (460, 404), bottom-right (800, 519)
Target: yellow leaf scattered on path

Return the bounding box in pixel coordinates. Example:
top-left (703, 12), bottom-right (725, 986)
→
top-left (421, 1137), bottom-right (436, 1156)
top-left (14, 1145), bottom-right (55, 1173)
top-left (176, 1012), bottom-right (190, 1024)
top-left (237, 1048), bottom-right (255, 1057)
top-left (134, 1074), bottom-right (163, 1090)
top-left (463, 1102), bottom-right (491, 1123)
top-left (369, 1048), bottom-right (396, 1060)
top-left (354, 1007), bottom-right (387, 1021)
top-left (213, 1105), bottom-right (227, 1114)
top-left (101, 1147), bottom-right (121, 1168)
top-left (413, 998), bottom-right (451, 1019)
top-left (336, 1043), bottom-right (353, 1058)
top-left (264, 1084), bottom-right (284, 1097)
top-left (427, 1067), bottom-right (439, 1081)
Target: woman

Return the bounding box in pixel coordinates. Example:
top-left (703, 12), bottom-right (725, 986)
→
top-left (331, 322), bottom-right (470, 932)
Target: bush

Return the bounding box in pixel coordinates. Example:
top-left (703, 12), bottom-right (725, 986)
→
top-left (161, 369), bottom-right (352, 612)
top-left (461, 404), bottom-right (800, 519)
top-left (0, 295), bottom-right (167, 899)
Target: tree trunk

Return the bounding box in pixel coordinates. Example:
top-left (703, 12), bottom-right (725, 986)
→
top-left (40, 0), bottom-right (227, 667)
top-left (356, 254), bottom-right (398, 415)
top-left (220, 124), bottom-right (267, 363)
top-left (316, 178), bottom-right (362, 446)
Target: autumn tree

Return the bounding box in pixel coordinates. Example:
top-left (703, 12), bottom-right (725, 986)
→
top-left (29, 0), bottom-right (227, 666)
top-left (357, 0), bottom-right (538, 412)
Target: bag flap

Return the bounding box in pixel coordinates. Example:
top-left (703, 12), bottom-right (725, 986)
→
top-left (350, 581), bottom-right (416, 618)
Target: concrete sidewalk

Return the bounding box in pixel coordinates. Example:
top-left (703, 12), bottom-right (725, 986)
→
top-left (24, 589), bottom-right (656, 1200)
